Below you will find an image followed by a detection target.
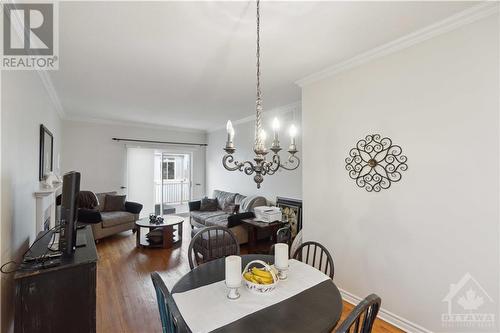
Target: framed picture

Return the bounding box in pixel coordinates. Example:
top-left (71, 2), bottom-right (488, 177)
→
top-left (39, 124), bottom-right (54, 181)
top-left (276, 197), bottom-right (302, 238)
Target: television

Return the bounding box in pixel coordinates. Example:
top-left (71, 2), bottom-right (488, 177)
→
top-left (59, 171), bottom-right (81, 255)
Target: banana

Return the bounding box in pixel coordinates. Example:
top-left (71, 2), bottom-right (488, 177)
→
top-left (244, 270), bottom-right (275, 284)
top-left (255, 276), bottom-right (274, 284)
top-left (243, 272), bottom-right (256, 283)
top-left (251, 267), bottom-right (273, 279)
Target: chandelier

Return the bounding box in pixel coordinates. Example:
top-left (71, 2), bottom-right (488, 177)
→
top-left (222, 0), bottom-right (300, 189)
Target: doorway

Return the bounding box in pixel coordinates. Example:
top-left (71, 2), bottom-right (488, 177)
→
top-left (153, 151), bottom-right (191, 214)
top-left (127, 147), bottom-right (192, 218)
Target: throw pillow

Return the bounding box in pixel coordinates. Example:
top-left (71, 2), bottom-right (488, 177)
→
top-left (103, 194), bottom-right (126, 212)
top-left (213, 190), bottom-right (237, 211)
top-left (95, 191), bottom-right (117, 212)
top-left (234, 194), bottom-right (246, 205)
top-left (200, 197), bottom-right (218, 211)
top-left (223, 203), bottom-right (237, 214)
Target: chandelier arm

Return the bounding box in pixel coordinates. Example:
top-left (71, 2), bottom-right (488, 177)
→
top-left (279, 155), bottom-right (301, 171)
top-left (243, 161), bottom-right (256, 175)
top-left (222, 154), bottom-right (245, 172)
top-left (266, 154), bottom-right (281, 175)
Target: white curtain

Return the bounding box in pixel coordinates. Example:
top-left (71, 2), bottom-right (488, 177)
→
top-left (126, 147), bottom-right (155, 218)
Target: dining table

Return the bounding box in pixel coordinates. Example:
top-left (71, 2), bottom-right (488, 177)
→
top-left (171, 254), bottom-right (343, 333)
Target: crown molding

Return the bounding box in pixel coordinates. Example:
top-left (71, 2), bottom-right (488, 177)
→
top-left (339, 288), bottom-right (432, 333)
top-left (36, 71), bottom-right (65, 119)
top-left (63, 114), bottom-right (208, 134)
top-left (207, 101), bottom-right (301, 133)
top-left (296, 2), bottom-right (499, 87)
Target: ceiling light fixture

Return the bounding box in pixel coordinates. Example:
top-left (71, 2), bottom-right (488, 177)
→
top-left (222, 0), bottom-right (300, 188)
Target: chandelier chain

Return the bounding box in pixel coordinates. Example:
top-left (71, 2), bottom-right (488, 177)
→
top-left (255, 0), bottom-right (262, 145)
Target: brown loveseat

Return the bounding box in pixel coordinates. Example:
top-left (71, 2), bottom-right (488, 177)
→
top-left (89, 192), bottom-right (143, 241)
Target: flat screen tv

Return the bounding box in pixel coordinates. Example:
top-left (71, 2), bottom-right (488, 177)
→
top-left (60, 171), bottom-right (80, 255)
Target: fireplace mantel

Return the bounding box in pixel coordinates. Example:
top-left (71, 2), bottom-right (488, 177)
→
top-left (34, 183), bottom-right (63, 234)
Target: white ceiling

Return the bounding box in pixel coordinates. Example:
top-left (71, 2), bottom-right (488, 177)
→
top-left (51, 1), bottom-right (475, 131)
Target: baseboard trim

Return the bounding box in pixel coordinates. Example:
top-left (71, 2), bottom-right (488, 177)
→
top-left (339, 288), bottom-right (432, 333)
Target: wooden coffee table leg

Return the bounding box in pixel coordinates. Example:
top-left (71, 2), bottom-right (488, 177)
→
top-left (178, 223), bottom-right (183, 242)
top-left (162, 225), bottom-right (174, 249)
top-left (247, 225), bottom-right (257, 253)
top-left (136, 226), bottom-right (141, 247)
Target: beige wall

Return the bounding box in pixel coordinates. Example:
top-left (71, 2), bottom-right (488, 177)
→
top-left (302, 15), bottom-right (499, 332)
top-left (1, 71), bottom-right (63, 333)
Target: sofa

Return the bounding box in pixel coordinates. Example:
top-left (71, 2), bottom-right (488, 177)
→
top-left (189, 190), bottom-right (267, 244)
top-left (86, 191), bottom-right (143, 241)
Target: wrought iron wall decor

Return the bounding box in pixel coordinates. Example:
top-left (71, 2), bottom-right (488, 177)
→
top-left (345, 134), bottom-right (408, 192)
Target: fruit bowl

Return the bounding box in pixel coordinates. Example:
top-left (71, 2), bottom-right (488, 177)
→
top-left (242, 260), bottom-right (278, 294)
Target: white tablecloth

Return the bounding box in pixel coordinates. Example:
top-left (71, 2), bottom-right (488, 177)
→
top-left (172, 259), bottom-right (330, 333)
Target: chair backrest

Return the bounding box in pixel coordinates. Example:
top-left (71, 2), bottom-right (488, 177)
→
top-left (334, 294), bottom-right (381, 333)
top-left (150, 272), bottom-right (188, 333)
top-left (276, 225), bottom-right (292, 244)
top-left (269, 225), bottom-right (292, 255)
top-left (188, 226), bottom-right (240, 270)
top-left (292, 241), bottom-right (335, 279)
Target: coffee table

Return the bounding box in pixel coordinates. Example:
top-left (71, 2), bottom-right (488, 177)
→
top-left (135, 215), bottom-right (184, 249)
top-left (241, 217), bottom-right (285, 253)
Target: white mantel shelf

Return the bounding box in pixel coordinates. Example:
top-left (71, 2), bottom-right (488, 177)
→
top-left (34, 183), bottom-right (63, 197)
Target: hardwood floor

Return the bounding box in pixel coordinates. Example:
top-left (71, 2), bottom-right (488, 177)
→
top-left (96, 220), bottom-right (404, 333)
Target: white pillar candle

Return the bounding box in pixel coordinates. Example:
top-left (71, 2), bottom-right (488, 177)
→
top-left (225, 256), bottom-right (242, 288)
top-left (275, 243), bottom-right (289, 269)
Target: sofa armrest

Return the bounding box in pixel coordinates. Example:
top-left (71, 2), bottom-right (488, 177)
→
top-left (227, 212), bottom-right (255, 228)
top-left (125, 201), bottom-right (143, 214)
top-left (77, 208), bottom-right (102, 224)
top-left (188, 200), bottom-right (201, 212)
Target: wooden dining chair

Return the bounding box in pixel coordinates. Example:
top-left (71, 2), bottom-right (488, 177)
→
top-left (334, 294), bottom-right (381, 333)
top-left (292, 241), bottom-right (335, 279)
top-left (150, 272), bottom-right (189, 333)
top-left (188, 226), bottom-right (240, 270)
top-left (269, 225), bottom-right (292, 255)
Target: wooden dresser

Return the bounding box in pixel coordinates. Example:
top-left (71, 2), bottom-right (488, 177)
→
top-left (14, 226), bottom-right (98, 333)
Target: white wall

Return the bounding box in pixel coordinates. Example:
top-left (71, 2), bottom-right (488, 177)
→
top-left (206, 106), bottom-right (302, 201)
top-left (302, 15), bottom-right (499, 332)
top-left (61, 120), bottom-right (207, 200)
top-left (1, 71), bottom-right (62, 333)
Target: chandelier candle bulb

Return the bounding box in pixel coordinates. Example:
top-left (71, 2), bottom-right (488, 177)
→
top-left (260, 130), bottom-right (267, 143)
top-left (226, 120), bottom-right (234, 142)
top-left (225, 255), bottom-right (242, 300)
top-left (289, 125), bottom-right (297, 142)
top-left (272, 118), bottom-right (280, 137)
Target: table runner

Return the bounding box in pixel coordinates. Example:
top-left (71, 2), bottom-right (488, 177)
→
top-left (172, 259), bottom-right (330, 333)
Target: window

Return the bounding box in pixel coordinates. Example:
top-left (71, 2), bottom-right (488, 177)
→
top-left (162, 159), bottom-right (176, 180)
top-left (167, 161), bottom-right (175, 180)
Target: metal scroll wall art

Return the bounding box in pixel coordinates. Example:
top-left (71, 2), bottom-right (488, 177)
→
top-left (345, 134), bottom-right (408, 192)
